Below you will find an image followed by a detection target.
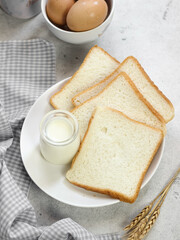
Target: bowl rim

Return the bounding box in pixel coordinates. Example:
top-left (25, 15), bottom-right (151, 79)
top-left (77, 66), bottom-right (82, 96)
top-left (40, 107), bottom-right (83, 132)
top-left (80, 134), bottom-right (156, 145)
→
top-left (41, 0), bottom-right (115, 35)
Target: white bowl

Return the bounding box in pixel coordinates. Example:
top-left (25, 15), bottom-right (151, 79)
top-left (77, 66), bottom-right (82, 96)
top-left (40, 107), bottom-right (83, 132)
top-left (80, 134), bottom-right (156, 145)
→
top-left (41, 0), bottom-right (115, 44)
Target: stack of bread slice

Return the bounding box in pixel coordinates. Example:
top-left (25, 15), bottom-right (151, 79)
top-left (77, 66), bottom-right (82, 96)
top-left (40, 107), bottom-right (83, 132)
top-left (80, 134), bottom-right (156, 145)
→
top-left (50, 45), bottom-right (174, 203)
top-left (72, 56), bottom-right (174, 123)
top-left (71, 72), bottom-right (166, 140)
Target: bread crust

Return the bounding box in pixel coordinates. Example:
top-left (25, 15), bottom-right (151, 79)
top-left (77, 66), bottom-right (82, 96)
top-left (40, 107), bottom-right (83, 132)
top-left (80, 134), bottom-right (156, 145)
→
top-left (120, 72), bottom-right (166, 132)
top-left (72, 56), bottom-right (174, 123)
top-left (50, 45), bottom-right (119, 109)
top-left (67, 107), bottom-right (163, 203)
top-left (71, 72), bottom-right (166, 135)
top-left (123, 56), bottom-right (175, 122)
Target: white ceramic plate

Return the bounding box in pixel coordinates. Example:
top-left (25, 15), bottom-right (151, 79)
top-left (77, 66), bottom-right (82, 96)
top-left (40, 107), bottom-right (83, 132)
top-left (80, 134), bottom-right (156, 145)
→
top-left (20, 78), bottom-right (165, 208)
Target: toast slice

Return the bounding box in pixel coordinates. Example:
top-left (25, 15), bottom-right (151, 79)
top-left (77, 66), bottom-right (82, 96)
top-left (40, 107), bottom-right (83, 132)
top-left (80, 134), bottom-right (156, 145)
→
top-left (71, 72), bottom-right (166, 141)
top-left (66, 107), bottom-right (163, 203)
top-left (72, 56), bottom-right (174, 123)
top-left (50, 45), bottom-right (120, 111)
top-left (72, 65), bottom-right (122, 106)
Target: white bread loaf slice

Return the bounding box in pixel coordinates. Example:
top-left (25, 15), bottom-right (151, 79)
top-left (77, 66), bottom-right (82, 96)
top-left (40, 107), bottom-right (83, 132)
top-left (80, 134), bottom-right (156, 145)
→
top-left (71, 72), bottom-right (166, 141)
top-left (66, 107), bottom-right (163, 203)
top-left (72, 65), bottom-right (122, 106)
top-left (72, 56), bottom-right (174, 123)
top-left (120, 57), bottom-right (174, 123)
top-left (50, 45), bottom-right (120, 111)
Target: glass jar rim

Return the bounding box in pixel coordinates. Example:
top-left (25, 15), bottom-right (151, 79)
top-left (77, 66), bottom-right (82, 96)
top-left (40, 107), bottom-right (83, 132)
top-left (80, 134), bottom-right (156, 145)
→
top-left (40, 110), bottom-right (79, 146)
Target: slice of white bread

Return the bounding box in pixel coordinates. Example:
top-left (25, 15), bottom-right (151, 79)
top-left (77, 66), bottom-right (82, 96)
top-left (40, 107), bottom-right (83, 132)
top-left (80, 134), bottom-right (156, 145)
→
top-left (120, 57), bottom-right (174, 123)
top-left (72, 65), bottom-right (122, 106)
top-left (66, 107), bottom-right (163, 203)
top-left (72, 56), bottom-right (174, 123)
top-left (71, 72), bottom-right (166, 141)
top-left (50, 45), bottom-right (120, 111)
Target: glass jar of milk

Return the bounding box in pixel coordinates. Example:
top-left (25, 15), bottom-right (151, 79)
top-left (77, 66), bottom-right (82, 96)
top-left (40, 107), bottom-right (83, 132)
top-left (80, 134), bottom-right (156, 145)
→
top-left (40, 110), bottom-right (80, 165)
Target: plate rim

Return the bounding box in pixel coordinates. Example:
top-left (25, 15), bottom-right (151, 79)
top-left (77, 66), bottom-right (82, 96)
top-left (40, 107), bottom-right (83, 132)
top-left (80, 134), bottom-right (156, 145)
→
top-left (20, 78), bottom-right (165, 208)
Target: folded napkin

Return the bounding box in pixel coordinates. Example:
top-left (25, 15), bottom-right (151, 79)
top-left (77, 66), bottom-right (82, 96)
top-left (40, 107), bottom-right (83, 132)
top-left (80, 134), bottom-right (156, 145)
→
top-left (0, 39), bottom-right (121, 240)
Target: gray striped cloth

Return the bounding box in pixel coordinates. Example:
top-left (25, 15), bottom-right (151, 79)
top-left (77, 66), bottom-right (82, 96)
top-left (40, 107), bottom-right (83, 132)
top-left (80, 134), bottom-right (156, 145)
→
top-left (0, 39), bottom-right (121, 240)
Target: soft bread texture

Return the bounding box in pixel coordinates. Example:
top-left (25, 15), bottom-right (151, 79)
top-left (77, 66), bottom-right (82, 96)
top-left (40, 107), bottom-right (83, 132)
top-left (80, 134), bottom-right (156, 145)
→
top-left (72, 65), bottom-right (122, 106)
top-left (72, 56), bottom-right (174, 123)
top-left (50, 45), bottom-right (120, 111)
top-left (71, 72), bottom-right (166, 141)
top-left (66, 107), bottom-right (163, 203)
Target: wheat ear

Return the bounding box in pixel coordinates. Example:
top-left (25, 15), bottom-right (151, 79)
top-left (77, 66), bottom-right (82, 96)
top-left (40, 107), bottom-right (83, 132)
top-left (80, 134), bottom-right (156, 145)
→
top-left (138, 189), bottom-right (169, 240)
top-left (124, 167), bottom-right (180, 232)
top-left (123, 190), bottom-right (163, 233)
top-left (125, 192), bottom-right (165, 240)
top-left (138, 208), bottom-right (160, 240)
top-left (123, 203), bottom-right (153, 231)
top-left (126, 216), bottom-right (149, 240)
top-left (125, 190), bottom-right (168, 240)
top-left (122, 167), bottom-right (180, 240)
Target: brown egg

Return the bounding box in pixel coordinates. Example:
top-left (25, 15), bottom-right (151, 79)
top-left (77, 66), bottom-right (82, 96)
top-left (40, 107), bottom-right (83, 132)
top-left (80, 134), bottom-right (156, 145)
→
top-left (66, 0), bottom-right (108, 32)
top-left (46, 0), bottom-right (75, 26)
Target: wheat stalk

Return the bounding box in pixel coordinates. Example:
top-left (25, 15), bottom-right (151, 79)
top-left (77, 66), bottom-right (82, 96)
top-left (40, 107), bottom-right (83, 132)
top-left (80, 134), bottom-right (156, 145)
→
top-left (124, 203), bottom-right (153, 231)
top-left (138, 190), bottom-right (169, 240)
top-left (125, 203), bottom-right (160, 240)
top-left (123, 190), bottom-right (164, 235)
top-left (140, 185), bottom-right (171, 239)
top-left (122, 193), bottom-right (166, 239)
top-left (124, 167), bottom-right (180, 232)
top-left (125, 191), bottom-right (168, 240)
top-left (126, 216), bottom-right (149, 240)
top-left (122, 167), bottom-right (180, 240)
top-left (138, 208), bottom-right (160, 240)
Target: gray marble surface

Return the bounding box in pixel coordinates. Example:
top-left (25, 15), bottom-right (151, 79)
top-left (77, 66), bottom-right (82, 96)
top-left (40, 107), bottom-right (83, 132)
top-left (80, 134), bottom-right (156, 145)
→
top-left (0, 0), bottom-right (180, 239)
